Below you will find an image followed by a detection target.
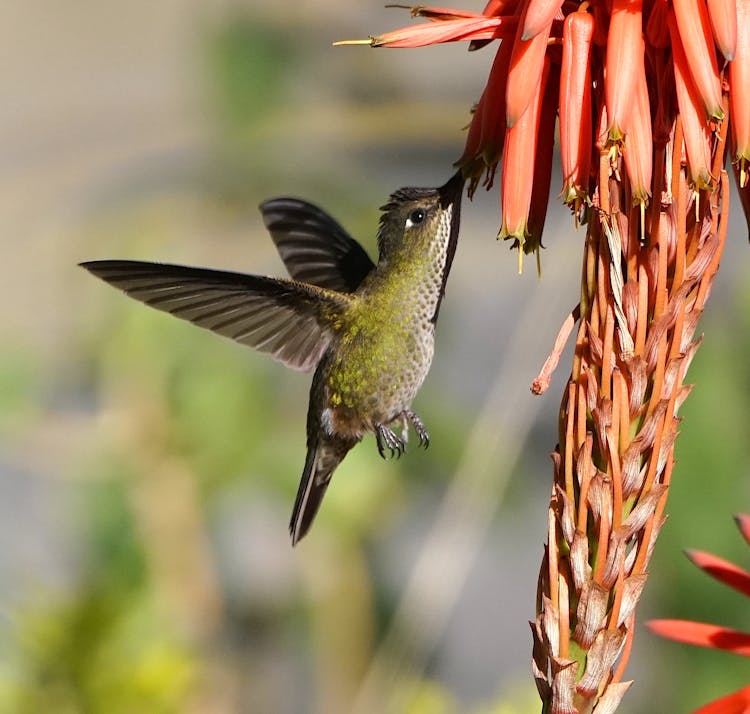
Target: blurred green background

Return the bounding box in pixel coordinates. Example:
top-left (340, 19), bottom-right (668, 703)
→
top-left (1, 3), bottom-right (749, 713)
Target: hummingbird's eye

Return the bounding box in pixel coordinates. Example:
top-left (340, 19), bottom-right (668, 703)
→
top-left (406, 208), bottom-right (426, 228)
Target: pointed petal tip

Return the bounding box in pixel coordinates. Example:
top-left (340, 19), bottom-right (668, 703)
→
top-left (735, 513), bottom-right (750, 543)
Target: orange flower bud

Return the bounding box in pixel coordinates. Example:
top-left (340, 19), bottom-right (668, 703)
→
top-left (525, 68), bottom-right (560, 272)
top-left (672, 0), bottom-right (725, 119)
top-left (560, 10), bottom-right (594, 205)
top-left (622, 63), bottom-right (653, 209)
top-left (707, 0), bottom-right (738, 60)
top-left (730, 0), bottom-right (750, 184)
top-left (506, 1), bottom-right (553, 127)
top-left (669, 12), bottom-right (715, 189)
top-left (605, 0), bottom-right (645, 142)
top-left (499, 56), bottom-right (551, 258)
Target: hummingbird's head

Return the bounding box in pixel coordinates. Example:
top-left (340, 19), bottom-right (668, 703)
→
top-left (376, 171), bottom-right (465, 263)
top-left (375, 170), bottom-right (465, 322)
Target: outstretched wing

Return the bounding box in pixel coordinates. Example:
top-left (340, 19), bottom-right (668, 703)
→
top-left (260, 198), bottom-right (375, 292)
top-left (81, 260), bottom-right (351, 372)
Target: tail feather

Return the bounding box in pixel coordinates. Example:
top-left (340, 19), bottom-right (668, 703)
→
top-left (289, 437), bottom-right (355, 545)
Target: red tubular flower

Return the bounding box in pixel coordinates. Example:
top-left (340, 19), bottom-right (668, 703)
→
top-left (605, 0), bottom-right (645, 141)
top-left (469, 0), bottom-right (521, 50)
top-left (622, 54), bottom-right (653, 209)
top-left (524, 66), bottom-right (559, 271)
top-left (559, 10), bottom-right (594, 206)
top-left (499, 57), bottom-right (550, 259)
top-left (479, 40), bottom-right (515, 172)
top-left (505, 2), bottom-right (554, 127)
top-left (672, 0), bottom-right (725, 118)
top-left (669, 12), bottom-right (715, 189)
top-left (455, 39), bottom-right (515, 195)
top-left (648, 515), bottom-right (750, 712)
top-left (482, 0), bottom-right (515, 14)
top-left (339, 15), bottom-right (515, 48)
top-left (522, 0), bottom-right (565, 40)
top-left (707, 0), bottom-right (738, 61)
top-left (648, 620), bottom-right (750, 656)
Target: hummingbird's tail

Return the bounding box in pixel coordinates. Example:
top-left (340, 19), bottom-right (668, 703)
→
top-left (290, 435), bottom-right (357, 545)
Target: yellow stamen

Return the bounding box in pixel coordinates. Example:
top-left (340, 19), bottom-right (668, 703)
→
top-left (332, 38), bottom-right (374, 46)
top-left (640, 200), bottom-right (646, 243)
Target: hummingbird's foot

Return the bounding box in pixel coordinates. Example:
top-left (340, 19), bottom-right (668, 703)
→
top-left (403, 409), bottom-right (430, 449)
top-left (375, 424), bottom-right (406, 460)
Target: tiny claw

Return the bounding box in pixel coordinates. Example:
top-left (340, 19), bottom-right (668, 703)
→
top-left (403, 409), bottom-right (430, 450)
top-left (376, 424), bottom-right (406, 460)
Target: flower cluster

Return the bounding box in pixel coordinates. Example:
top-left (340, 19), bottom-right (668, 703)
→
top-left (344, 0), bottom-right (750, 270)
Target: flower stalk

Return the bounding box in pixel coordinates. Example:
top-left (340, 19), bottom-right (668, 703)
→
top-left (342, 2), bottom-right (748, 710)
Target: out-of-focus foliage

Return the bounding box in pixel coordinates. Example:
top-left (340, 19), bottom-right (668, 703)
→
top-left (0, 472), bottom-right (193, 713)
top-left (205, 19), bottom-right (297, 130)
top-left (0, 588), bottom-right (194, 714)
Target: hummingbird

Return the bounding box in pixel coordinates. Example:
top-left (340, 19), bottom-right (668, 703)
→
top-left (81, 171), bottom-right (465, 544)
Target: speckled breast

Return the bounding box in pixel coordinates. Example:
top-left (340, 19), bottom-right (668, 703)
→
top-left (323, 302), bottom-right (435, 430)
top-left (323, 204), bottom-right (452, 434)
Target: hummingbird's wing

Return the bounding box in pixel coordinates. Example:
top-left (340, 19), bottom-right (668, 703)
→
top-left (81, 260), bottom-right (350, 372)
top-left (259, 198), bottom-right (375, 292)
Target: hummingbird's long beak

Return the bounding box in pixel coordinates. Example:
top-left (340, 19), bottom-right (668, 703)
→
top-left (430, 170), bottom-right (466, 324)
top-left (438, 169), bottom-right (466, 210)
